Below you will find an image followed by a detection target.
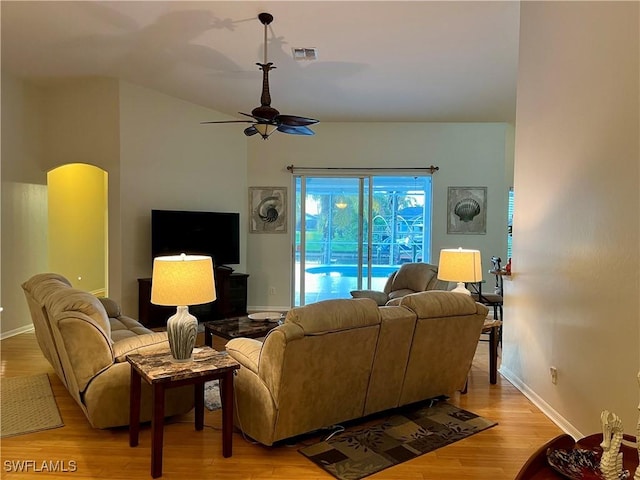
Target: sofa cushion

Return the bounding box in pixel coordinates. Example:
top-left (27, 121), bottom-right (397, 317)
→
top-left (349, 289), bottom-right (389, 306)
top-left (110, 315), bottom-right (154, 342)
top-left (112, 332), bottom-right (170, 362)
top-left (391, 263), bottom-right (436, 292)
top-left (285, 298), bottom-right (380, 334)
top-left (225, 338), bottom-right (263, 374)
top-left (98, 297), bottom-right (121, 318)
top-left (387, 288), bottom-right (415, 301)
top-left (399, 290), bottom-right (485, 318)
top-left (45, 289), bottom-right (112, 340)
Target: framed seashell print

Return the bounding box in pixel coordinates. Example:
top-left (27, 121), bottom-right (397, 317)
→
top-left (447, 186), bottom-right (487, 234)
top-left (249, 187), bottom-right (287, 233)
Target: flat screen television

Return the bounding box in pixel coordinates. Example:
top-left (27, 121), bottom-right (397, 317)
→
top-left (151, 209), bottom-right (240, 267)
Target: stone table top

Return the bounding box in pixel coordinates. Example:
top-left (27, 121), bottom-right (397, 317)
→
top-left (126, 346), bottom-right (240, 384)
top-left (204, 315), bottom-right (283, 339)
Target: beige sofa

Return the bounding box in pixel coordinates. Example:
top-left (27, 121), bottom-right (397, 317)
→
top-left (22, 273), bottom-right (194, 428)
top-left (226, 290), bottom-right (488, 445)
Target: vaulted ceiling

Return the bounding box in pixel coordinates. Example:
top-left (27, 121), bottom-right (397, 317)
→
top-left (1, 1), bottom-right (520, 123)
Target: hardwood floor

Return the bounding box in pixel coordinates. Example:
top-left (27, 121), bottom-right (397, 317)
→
top-left (0, 331), bottom-right (562, 479)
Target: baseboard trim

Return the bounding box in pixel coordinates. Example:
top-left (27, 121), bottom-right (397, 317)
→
top-left (1, 324), bottom-right (35, 341)
top-left (500, 365), bottom-right (584, 440)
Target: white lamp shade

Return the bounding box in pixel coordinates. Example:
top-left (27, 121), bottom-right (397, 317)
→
top-left (151, 254), bottom-right (216, 306)
top-left (437, 248), bottom-right (483, 283)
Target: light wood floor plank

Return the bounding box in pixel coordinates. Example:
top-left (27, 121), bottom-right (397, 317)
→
top-left (0, 331), bottom-right (562, 479)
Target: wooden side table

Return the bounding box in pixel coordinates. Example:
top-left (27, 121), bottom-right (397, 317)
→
top-left (482, 318), bottom-right (502, 384)
top-left (127, 347), bottom-right (240, 478)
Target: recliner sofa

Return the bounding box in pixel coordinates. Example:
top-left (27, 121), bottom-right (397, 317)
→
top-left (22, 273), bottom-right (194, 428)
top-left (350, 262), bottom-right (449, 305)
top-left (226, 290), bottom-right (488, 445)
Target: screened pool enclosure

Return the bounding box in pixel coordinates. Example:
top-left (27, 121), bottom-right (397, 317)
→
top-left (293, 173), bottom-right (434, 306)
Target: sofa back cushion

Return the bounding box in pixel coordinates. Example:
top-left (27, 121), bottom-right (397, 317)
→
top-left (390, 263), bottom-right (437, 293)
top-left (285, 297), bottom-right (380, 334)
top-left (398, 291), bottom-right (488, 405)
top-left (45, 289), bottom-right (112, 340)
top-left (21, 273), bottom-right (73, 387)
top-left (399, 290), bottom-right (479, 318)
top-left (260, 300), bottom-right (381, 442)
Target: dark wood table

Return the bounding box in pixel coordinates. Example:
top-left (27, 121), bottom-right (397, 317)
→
top-left (204, 315), bottom-right (283, 346)
top-left (482, 318), bottom-right (502, 384)
top-left (127, 347), bottom-right (240, 478)
top-left (514, 432), bottom-right (638, 479)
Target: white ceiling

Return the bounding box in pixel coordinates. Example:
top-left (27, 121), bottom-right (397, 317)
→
top-left (1, 1), bottom-right (520, 123)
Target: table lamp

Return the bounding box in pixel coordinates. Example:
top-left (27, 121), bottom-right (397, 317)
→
top-left (437, 248), bottom-right (482, 295)
top-left (151, 254), bottom-right (216, 362)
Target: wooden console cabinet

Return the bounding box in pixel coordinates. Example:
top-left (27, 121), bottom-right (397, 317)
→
top-left (138, 269), bottom-right (249, 329)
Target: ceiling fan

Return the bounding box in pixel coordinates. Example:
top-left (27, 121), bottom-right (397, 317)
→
top-left (202, 12), bottom-right (319, 140)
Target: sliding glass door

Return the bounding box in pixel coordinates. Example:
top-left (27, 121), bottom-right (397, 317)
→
top-left (293, 174), bottom-right (432, 306)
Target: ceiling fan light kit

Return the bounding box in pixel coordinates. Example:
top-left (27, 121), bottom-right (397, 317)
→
top-left (202, 12), bottom-right (319, 140)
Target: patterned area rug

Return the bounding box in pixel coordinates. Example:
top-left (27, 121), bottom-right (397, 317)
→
top-left (299, 399), bottom-right (497, 480)
top-left (204, 380), bottom-right (221, 411)
top-left (1, 374), bottom-right (64, 438)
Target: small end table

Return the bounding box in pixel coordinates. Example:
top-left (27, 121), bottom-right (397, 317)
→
top-left (482, 318), bottom-right (502, 384)
top-left (127, 346), bottom-right (240, 478)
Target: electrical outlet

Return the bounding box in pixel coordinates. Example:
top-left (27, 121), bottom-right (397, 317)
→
top-left (550, 366), bottom-right (558, 384)
top-left (269, 286), bottom-right (276, 295)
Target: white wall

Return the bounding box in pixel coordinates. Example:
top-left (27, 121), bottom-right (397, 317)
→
top-left (118, 82), bottom-right (247, 315)
top-left (246, 122), bottom-right (513, 308)
top-left (1, 73), bottom-right (48, 337)
top-left (503, 1), bottom-right (639, 436)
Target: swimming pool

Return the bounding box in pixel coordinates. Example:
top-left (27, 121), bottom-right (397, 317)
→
top-left (305, 265), bottom-right (398, 277)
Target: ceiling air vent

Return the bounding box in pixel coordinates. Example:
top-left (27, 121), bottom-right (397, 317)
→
top-left (292, 47), bottom-right (318, 61)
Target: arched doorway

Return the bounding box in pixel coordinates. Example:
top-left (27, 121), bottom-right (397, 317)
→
top-left (47, 163), bottom-right (108, 296)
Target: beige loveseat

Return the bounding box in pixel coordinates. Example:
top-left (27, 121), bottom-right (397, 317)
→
top-left (22, 273), bottom-right (194, 428)
top-left (226, 290), bottom-right (488, 445)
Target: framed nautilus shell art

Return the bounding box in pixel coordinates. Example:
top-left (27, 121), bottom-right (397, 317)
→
top-left (249, 187), bottom-right (287, 233)
top-left (447, 186), bottom-right (487, 234)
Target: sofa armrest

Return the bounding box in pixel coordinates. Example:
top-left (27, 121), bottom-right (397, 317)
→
top-left (226, 338), bottom-right (263, 374)
top-left (112, 332), bottom-right (170, 362)
top-left (349, 289), bottom-right (389, 306)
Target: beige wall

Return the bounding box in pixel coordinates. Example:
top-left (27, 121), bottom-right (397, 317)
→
top-left (0, 75), bottom-right (247, 333)
top-left (118, 82), bottom-right (247, 316)
top-left (246, 122), bottom-right (514, 309)
top-left (503, 1), bottom-right (639, 436)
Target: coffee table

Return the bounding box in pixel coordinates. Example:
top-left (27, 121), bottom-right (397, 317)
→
top-left (127, 346), bottom-right (240, 478)
top-left (204, 315), bottom-right (283, 347)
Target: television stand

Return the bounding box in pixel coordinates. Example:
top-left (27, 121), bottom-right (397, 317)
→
top-left (137, 268), bottom-right (249, 328)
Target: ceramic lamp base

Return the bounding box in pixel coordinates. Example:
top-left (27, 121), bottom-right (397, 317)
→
top-left (166, 306), bottom-right (198, 362)
top-left (451, 282), bottom-right (472, 296)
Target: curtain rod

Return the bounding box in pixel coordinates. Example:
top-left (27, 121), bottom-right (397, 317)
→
top-left (286, 165), bottom-right (439, 174)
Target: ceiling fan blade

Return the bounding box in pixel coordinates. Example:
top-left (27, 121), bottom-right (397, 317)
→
top-left (276, 114), bottom-right (319, 127)
top-left (200, 120), bottom-right (254, 124)
top-left (244, 126), bottom-right (259, 136)
top-left (277, 124), bottom-right (315, 136)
